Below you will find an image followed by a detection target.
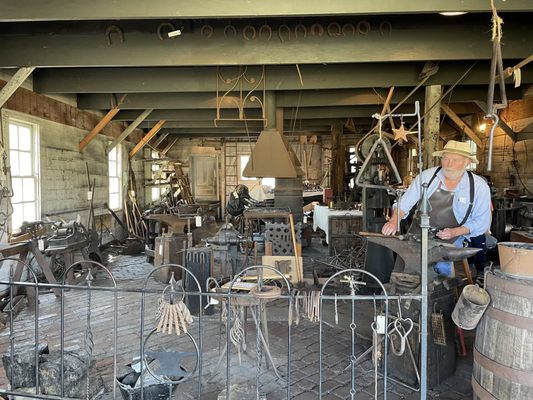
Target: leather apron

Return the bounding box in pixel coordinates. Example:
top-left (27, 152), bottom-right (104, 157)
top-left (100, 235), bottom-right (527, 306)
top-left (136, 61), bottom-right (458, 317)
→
top-left (409, 182), bottom-right (459, 242)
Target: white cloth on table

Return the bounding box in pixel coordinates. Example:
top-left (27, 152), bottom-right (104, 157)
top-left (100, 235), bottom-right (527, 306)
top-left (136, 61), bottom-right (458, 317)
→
top-left (312, 205), bottom-right (362, 243)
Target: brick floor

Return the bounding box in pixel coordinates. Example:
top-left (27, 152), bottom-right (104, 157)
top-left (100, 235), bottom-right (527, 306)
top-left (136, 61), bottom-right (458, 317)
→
top-left (0, 251), bottom-right (474, 399)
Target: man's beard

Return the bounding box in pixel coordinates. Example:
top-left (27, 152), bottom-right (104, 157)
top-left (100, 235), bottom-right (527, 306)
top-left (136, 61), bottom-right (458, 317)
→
top-left (442, 168), bottom-right (465, 181)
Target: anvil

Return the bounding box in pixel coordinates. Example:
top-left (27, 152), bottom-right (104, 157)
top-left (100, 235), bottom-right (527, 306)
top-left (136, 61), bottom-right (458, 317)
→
top-left (360, 232), bottom-right (481, 275)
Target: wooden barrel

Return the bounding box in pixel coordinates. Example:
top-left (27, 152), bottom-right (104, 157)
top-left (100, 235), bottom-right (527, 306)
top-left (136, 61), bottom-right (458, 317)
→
top-left (473, 270), bottom-right (533, 399)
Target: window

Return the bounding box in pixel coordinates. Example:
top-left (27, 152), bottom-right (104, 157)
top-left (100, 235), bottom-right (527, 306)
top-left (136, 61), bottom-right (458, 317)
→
top-left (108, 145), bottom-right (122, 210)
top-left (150, 151), bottom-right (163, 201)
top-left (348, 146), bottom-right (357, 189)
top-left (9, 120), bottom-right (40, 231)
top-left (239, 155), bottom-right (254, 181)
top-left (466, 140), bottom-right (477, 171)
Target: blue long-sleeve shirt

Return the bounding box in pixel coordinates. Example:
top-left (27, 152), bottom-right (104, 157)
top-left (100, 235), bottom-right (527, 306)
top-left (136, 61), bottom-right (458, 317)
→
top-left (397, 167), bottom-right (491, 240)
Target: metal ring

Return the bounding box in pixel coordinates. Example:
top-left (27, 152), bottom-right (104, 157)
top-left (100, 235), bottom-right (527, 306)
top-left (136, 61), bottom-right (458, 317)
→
top-left (379, 20), bottom-right (393, 36)
top-left (278, 24), bottom-right (291, 42)
top-left (201, 24), bottom-right (214, 39)
top-left (242, 25), bottom-right (257, 41)
top-left (309, 23), bottom-right (324, 37)
top-left (258, 24), bottom-right (272, 41)
top-left (294, 23), bottom-right (307, 39)
top-left (327, 22), bottom-right (342, 37)
top-left (157, 22), bottom-right (177, 41)
top-left (105, 25), bottom-right (124, 46)
top-left (223, 24), bottom-right (237, 38)
top-left (342, 23), bottom-right (356, 37)
top-left (356, 20), bottom-right (371, 35)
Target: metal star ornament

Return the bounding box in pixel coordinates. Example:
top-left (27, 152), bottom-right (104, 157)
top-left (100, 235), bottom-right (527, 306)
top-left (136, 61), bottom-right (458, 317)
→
top-left (392, 123), bottom-right (413, 143)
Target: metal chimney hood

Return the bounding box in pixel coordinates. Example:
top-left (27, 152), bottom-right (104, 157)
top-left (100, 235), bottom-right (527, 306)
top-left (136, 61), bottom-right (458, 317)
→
top-left (243, 128), bottom-right (303, 178)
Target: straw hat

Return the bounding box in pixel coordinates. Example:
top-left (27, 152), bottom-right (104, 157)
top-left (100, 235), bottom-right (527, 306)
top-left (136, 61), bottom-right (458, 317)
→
top-left (432, 140), bottom-right (478, 164)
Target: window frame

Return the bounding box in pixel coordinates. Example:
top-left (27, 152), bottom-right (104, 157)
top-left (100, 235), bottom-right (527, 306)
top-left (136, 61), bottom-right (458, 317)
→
top-left (108, 145), bottom-right (123, 211)
top-left (7, 118), bottom-right (41, 232)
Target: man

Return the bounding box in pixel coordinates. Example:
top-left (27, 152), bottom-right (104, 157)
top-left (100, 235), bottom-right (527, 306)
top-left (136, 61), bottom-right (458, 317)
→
top-left (381, 140), bottom-right (492, 276)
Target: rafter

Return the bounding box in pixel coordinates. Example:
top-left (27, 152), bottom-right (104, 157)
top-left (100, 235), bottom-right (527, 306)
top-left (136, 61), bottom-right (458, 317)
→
top-left (33, 62), bottom-right (533, 94)
top-left (0, 67), bottom-right (35, 108)
top-left (1, 19), bottom-right (532, 68)
top-left (78, 88), bottom-right (521, 110)
top-left (106, 109), bottom-right (153, 154)
top-left (440, 103), bottom-right (482, 147)
top-left (1, 0), bottom-right (529, 21)
top-left (129, 120), bottom-right (166, 158)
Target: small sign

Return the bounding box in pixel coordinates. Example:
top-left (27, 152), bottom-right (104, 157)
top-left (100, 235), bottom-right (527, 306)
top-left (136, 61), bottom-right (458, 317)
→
top-left (376, 315), bottom-right (386, 334)
top-left (195, 215), bottom-right (202, 227)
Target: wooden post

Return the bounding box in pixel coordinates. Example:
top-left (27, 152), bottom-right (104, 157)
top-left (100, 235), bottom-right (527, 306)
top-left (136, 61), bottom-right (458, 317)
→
top-left (423, 85), bottom-right (442, 169)
top-left (331, 124), bottom-right (344, 199)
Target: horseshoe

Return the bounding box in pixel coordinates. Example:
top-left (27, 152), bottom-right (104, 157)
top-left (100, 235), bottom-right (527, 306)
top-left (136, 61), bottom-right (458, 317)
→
top-left (201, 24), bottom-right (214, 39)
top-left (105, 25), bottom-right (124, 46)
top-left (379, 20), bottom-right (393, 36)
top-left (342, 23), bottom-right (356, 37)
top-left (157, 22), bottom-right (177, 41)
top-left (242, 25), bottom-right (256, 41)
top-left (259, 24), bottom-right (272, 41)
top-left (294, 24), bottom-right (307, 39)
top-left (278, 24), bottom-right (291, 42)
top-left (356, 21), bottom-right (371, 35)
top-left (327, 22), bottom-right (342, 37)
top-left (309, 23), bottom-right (324, 37)
top-left (223, 24), bottom-right (237, 38)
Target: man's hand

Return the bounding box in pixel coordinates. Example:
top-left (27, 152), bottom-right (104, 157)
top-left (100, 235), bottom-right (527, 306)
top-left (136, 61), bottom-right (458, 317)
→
top-left (436, 226), bottom-right (470, 240)
top-left (381, 221), bottom-right (397, 235)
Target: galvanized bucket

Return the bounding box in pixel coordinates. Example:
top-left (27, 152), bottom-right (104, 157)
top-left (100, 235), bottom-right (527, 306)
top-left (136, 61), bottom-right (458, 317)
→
top-left (451, 284), bottom-right (490, 330)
